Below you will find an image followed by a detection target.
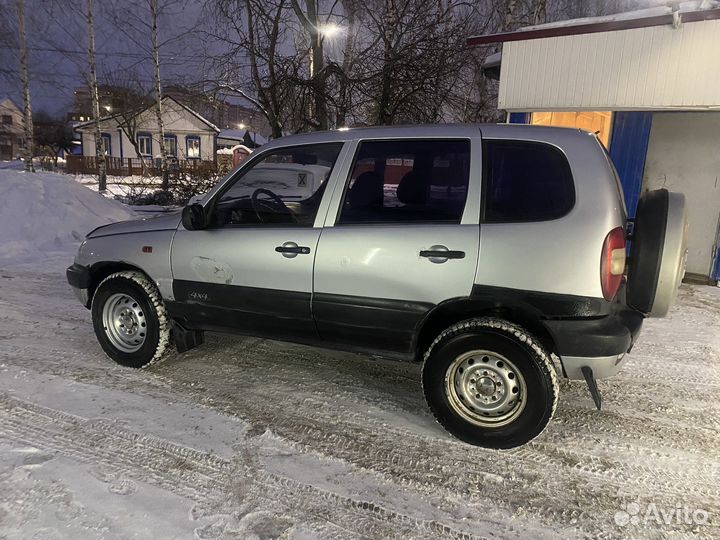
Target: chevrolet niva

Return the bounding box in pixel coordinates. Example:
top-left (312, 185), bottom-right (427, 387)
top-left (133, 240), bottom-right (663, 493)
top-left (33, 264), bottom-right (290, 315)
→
top-left (67, 125), bottom-right (688, 448)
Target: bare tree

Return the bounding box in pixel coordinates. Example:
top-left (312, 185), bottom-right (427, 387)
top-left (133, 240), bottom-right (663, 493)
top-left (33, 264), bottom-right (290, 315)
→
top-left (101, 72), bottom-right (154, 175)
top-left (86, 0), bottom-right (107, 190)
top-left (149, 0), bottom-right (169, 189)
top-left (105, 0), bottom-right (192, 187)
top-left (354, 0), bottom-right (483, 125)
top-left (16, 0), bottom-right (34, 172)
top-left (200, 0), bottom-right (647, 135)
top-left (206, 0), bottom-right (299, 138)
top-left (33, 110), bottom-right (74, 169)
top-left (291, 0), bottom-right (328, 129)
top-left (332, 0), bottom-right (359, 127)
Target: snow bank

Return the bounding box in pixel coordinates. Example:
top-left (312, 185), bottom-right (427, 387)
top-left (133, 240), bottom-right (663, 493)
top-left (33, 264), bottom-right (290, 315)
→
top-left (0, 169), bottom-right (136, 264)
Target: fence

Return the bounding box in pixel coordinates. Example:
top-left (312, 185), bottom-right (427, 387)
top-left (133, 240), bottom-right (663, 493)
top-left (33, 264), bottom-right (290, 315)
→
top-left (66, 155), bottom-right (216, 176)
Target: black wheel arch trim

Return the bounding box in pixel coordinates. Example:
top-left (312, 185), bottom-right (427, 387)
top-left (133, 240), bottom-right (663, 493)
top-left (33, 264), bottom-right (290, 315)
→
top-left (414, 285), bottom-right (629, 360)
top-left (67, 261), bottom-right (157, 308)
top-left (66, 263), bottom-right (91, 290)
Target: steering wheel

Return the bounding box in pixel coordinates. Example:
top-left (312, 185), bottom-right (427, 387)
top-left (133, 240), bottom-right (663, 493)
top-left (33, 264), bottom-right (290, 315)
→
top-left (250, 188), bottom-right (295, 223)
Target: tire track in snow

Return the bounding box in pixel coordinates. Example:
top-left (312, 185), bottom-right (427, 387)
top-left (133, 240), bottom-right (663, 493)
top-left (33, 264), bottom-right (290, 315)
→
top-left (0, 394), bottom-right (491, 540)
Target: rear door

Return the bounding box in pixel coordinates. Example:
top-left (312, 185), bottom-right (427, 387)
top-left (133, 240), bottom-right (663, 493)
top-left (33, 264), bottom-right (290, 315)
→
top-left (169, 142), bottom-right (348, 341)
top-left (312, 136), bottom-right (482, 354)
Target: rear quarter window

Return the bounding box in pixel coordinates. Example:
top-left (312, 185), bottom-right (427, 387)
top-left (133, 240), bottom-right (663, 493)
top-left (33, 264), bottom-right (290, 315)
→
top-left (482, 140), bottom-right (575, 222)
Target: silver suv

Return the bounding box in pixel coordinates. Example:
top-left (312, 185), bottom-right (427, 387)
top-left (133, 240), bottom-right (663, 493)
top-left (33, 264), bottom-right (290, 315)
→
top-left (67, 125), bottom-right (688, 448)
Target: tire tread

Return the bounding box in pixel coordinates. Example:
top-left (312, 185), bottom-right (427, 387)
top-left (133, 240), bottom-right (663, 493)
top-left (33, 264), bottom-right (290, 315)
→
top-left (421, 317), bottom-right (559, 446)
top-left (93, 271), bottom-right (171, 368)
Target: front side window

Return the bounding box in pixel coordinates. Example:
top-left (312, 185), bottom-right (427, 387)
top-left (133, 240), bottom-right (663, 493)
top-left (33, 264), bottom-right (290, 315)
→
top-left (138, 134), bottom-right (152, 156)
top-left (186, 136), bottom-right (200, 158)
top-left (212, 142), bottom-right (344, 228)
top-left (338, 139), bottom-right (470, 224)
top-left (164, 135), bottom-right (177, 157)
top-left (482, 140), bottom-right (575, 222)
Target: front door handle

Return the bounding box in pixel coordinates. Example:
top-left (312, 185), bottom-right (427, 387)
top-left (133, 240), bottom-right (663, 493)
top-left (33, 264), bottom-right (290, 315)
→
top-left (420, 245), bottom-right (465, 263)
top-left (275, 241), bottom-right (311, 258)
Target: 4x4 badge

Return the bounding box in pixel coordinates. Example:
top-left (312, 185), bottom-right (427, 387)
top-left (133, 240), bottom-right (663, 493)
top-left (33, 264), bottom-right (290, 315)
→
top-left (188, 291), bottom-right (208, 301)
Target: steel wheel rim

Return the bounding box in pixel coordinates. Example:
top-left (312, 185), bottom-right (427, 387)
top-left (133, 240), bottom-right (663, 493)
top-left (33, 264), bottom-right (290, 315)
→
top-left (102, 293), bottom-right (147, 353)
top-left (445, 350), bottom-right (526, 428)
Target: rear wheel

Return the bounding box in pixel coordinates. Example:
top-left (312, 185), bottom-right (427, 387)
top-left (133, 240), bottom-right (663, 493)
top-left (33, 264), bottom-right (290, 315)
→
top-left (91, 271), bottom-right (170, 368)
top-left (422, 318), bottom-right (558, 449)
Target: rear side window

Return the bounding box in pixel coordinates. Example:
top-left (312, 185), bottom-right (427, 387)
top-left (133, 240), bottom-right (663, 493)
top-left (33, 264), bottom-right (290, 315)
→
top-left (338, 139), bottom-right (470, 224)
top-left (482, 140), bottom-right (575, 222)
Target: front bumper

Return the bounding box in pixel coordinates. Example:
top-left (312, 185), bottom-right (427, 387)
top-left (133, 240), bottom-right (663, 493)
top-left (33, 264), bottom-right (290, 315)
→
top-left (66, 263), bottom-right (91, 308)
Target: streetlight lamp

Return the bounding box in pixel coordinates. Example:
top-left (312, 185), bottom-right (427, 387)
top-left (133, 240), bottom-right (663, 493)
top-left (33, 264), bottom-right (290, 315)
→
top-left (318, 23), bottom-right (341, 38)
top-left (310, 23), bottom-right (344, 78)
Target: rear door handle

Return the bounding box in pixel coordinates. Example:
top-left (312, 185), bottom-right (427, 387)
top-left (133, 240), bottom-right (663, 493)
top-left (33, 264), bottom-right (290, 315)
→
top-left (419, 245), bottom-right (465, 263)
top-left (275, 241), bottom-right (310, 258)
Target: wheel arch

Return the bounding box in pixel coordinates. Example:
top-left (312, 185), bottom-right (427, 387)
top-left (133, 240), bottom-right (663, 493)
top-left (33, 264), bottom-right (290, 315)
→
top-left (413, 297), bottom-right (558, 361)
top-left (87, 262), bottom-right (155, 305)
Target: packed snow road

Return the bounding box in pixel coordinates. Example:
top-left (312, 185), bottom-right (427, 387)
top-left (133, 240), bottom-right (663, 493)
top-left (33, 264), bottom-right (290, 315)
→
top-left (0, 259), bottom-right (719, 539)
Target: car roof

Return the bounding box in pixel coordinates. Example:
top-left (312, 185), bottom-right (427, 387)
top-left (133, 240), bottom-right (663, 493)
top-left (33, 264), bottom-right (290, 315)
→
top-left (259, 123), bottom-right (594, 151)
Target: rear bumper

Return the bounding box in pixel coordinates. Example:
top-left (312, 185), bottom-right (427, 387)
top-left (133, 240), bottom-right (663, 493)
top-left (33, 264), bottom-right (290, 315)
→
top-left (544, 307), bottom-right (644, 358)
top-left (544, 304), bottom-right (644, 380)
top-left (66, 263), bottom-right (91, 308)
top-left (560, 354), bottom-right (629, 380)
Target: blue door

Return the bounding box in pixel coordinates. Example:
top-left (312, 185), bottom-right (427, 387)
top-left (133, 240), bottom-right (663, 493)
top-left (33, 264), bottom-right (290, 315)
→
top-left (609, 112), bottom-right (653, 218)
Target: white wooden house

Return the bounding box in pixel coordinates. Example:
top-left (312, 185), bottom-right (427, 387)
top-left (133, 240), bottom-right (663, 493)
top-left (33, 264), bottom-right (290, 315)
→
top-left (0, 98), bottom-right (25, 161)
top-left (74, 96), bottom-right (219, 171)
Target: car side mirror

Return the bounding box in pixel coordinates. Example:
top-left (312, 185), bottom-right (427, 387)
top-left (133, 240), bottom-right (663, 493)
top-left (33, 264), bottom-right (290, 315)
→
top-left (181, 203), bottom-right (207, 231)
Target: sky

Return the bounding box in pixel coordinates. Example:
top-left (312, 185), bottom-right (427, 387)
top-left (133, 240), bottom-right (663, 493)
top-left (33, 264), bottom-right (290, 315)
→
top-left (0, 0), bottom-right (662, 119)
top-left (0, 0), bottom-right (210, 117)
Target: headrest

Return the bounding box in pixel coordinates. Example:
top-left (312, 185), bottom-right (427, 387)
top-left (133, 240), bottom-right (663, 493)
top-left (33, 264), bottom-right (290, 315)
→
top-left (396, 171), bottom-right (427, 205)
top-left (347, 171), bottom-right (383, 209)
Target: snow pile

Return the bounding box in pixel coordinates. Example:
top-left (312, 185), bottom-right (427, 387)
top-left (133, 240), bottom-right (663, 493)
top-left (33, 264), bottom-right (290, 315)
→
top-left (0, 169), bottom-right (136, 264)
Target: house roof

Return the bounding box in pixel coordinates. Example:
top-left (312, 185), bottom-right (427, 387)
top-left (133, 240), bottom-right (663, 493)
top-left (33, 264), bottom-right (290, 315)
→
top-left (467, 1), bottom-right (720, 46)
top-left (74, 95), bottom-right (220, 133)
top-left (0, 97), bottom-right (23, 114)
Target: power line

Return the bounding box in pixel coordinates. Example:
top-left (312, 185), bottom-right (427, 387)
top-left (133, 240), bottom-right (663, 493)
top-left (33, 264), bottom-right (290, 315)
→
top-left (4, 45), bottom-right (183, 59)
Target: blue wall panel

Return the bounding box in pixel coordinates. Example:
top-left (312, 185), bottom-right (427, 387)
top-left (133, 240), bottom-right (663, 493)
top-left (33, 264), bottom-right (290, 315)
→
top-left (609, 112), bottom-right (653, 217)
top-left (508, 112), bottom-right (531, 124)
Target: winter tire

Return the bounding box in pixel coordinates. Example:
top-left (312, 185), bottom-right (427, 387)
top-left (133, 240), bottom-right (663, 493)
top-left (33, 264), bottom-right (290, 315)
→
top-left (422, 318), bottom-right (559, 449)
top-left (91, 271), bottom-right (170, 368)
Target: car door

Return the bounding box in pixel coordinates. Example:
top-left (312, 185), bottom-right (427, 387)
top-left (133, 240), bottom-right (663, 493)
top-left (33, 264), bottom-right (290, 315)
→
top-left (169, 141), bottom-right (348, 342)
top-left (312, 135), bottom-right (482, 354)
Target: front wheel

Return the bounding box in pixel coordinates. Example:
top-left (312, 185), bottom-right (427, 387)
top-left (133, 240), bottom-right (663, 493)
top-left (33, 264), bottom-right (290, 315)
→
top-left (422, 318), bottom-right (559, 449)
top-left (91, 271), bottom-right (171, 368)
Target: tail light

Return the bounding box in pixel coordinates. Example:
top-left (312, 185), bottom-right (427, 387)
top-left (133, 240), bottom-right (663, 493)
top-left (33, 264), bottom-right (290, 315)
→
top-left (601, 227), bottom-right (626, 301)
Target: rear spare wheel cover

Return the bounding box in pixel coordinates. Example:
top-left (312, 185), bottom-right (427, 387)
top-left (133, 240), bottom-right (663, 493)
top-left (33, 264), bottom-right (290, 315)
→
top-left (628, 189), bottom-right (688, 316)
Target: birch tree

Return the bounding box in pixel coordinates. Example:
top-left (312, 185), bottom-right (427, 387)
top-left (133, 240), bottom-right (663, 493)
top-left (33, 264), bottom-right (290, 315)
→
top-left (86, 0), bottom-right (107, 190)
top-left (16, 0), bottom-right (34, 172)
top-left (102, 73), bottom-right (154, 175)
top-left (150, 0), bottom-right (169, 190)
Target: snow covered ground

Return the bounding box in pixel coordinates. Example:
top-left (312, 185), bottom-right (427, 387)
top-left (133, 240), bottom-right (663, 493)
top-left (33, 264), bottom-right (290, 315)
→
top-left (1, 169), bottom-right (719, 539)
